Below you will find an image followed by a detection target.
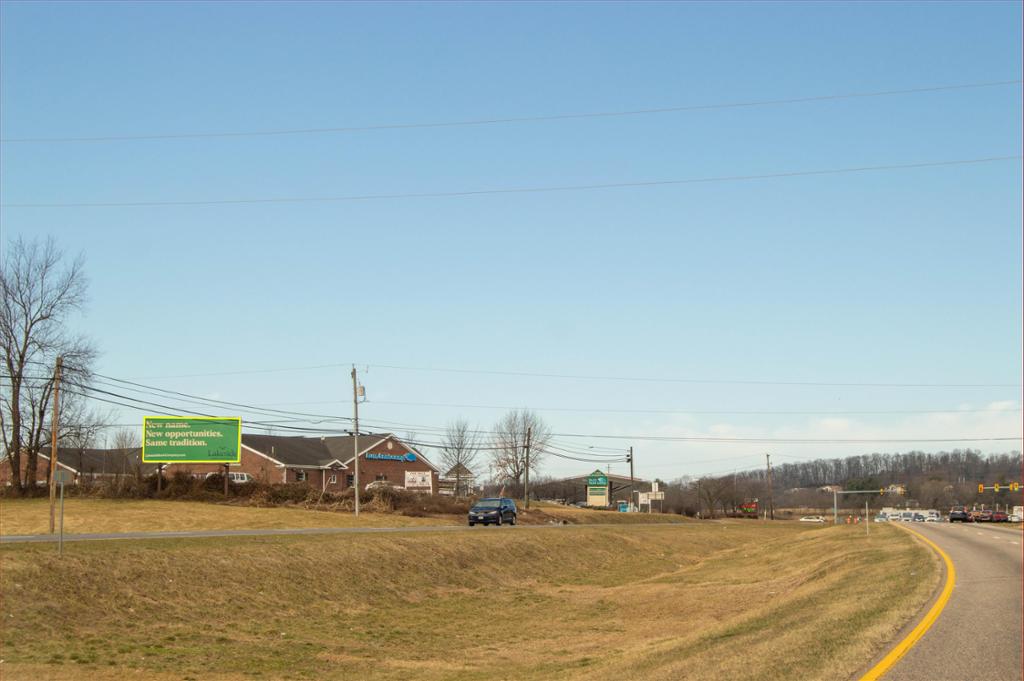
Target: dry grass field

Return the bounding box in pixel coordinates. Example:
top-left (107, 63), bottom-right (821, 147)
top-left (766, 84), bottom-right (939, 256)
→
top-left (0, 498), bottom-right (685, 536)
top-left (0, 521), bottom-right (937, 681)
top-left (0, 498), bottom-right (454, 535)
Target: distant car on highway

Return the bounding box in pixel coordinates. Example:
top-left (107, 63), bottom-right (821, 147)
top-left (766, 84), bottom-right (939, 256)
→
top-left (949, 509), bottom-right (970, 522)
top-left (991, 510), bottom-right (1009, 522)
top-left (799, 516), bottom-right (826, 523)
top-left (468, 497), bottom-right (517, 526)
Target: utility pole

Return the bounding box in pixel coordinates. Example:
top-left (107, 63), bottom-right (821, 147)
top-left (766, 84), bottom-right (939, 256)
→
top-left (697, 478), bottom-right (702, 519)
top-left (628, 447), bottom-right (635, 512)
top-left (766, 453), bottom-right (775, 521)
top-left (48, 356), bottom-right (62, 534)
top-left (524, 426), bottom-right (532, 509)
top-left (351, 366), bottom-right (361, 517)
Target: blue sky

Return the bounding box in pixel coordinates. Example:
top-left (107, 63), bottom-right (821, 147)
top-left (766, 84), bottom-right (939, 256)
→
top-left (2, 1), bottom-right (1021, 479)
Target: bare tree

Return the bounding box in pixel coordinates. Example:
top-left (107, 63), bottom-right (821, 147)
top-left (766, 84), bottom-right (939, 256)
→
top-left (439, 419), bottom-right (480, 497)
top-left (111, 427), bottom-right (142, 481)
top-left (697, 476), bottom-right (732, 519)
top-left (1, 237), bottom-right (96, 494)
top-left (490, 409), bottom-right (551, 485)
top-left (62, 406), bottom-right (112, 483)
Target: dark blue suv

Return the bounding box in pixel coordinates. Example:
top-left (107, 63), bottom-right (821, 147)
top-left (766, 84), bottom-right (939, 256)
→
top-left (468, 498), bottom-right (517, 526)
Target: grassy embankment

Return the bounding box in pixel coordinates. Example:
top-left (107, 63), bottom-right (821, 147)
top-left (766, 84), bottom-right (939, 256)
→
top-left (1, 520), bottom-right (937, 681)
top-left (0, 498), bottom-right (686, 536)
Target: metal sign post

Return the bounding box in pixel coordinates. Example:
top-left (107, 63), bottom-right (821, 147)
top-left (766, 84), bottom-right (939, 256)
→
top-left (55, 469), bottom-right (73, 556)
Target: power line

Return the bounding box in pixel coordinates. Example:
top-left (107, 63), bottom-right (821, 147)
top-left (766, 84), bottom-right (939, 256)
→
top-left (89, 373), bottom-right (353, 423)
top-left (548, 431), bottom-right (1023, 444)
top-left (364, 362), bottom-right (1021, 389)
top-left (3, 79), bottom-right (1018, 144)
top-left (90, 359), bottom-right (1022, 389)
top-left (3, 155), bottom-right (1019, 209)
top-left (365, 398), bottom-right (1021, 416)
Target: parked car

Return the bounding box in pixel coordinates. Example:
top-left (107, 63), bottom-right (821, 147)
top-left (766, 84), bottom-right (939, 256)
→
top-left (1009, 514), bottom-right (1022, 522)
top-left (974, 510), bottom-right (994, 522)
top-left (205, 471), bottom-right (254, 484)
top-left (924, 515), bottom-right (939, 522)
top-left (948, 509), bottom-right (970, 522)
top-left (873, 514), bottom-right (888, 522)
top-left (366, 480), bottom-right (404, 491)
top-left (912, 513), bottom-right (926, 522)
top-left (991, 511), bottom-right (1009, 523)
top-left (468, 498), bottom-right (517, 526)
top-left (799, 516), bottom-right (826, 523)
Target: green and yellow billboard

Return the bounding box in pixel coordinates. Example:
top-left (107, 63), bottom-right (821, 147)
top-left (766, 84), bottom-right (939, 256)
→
top-left (142, 416), bottom-right (242, 464)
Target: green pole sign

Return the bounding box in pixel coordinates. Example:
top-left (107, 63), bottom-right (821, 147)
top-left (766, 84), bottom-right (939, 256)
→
top-left (142, 416), bottom-right (242, 463)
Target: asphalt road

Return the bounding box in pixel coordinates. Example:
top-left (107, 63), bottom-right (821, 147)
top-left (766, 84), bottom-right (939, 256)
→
top-left (881, 522), bottom-right (1022, 681)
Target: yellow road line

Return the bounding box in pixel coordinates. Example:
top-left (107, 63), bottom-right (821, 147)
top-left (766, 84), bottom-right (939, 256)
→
top-left (857, 526), bottom-right (956, 681)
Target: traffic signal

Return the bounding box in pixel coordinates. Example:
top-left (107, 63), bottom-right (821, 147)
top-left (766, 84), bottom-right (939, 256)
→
top-left (994, 483), bottom-right (1001, 492)
top-left (978, 483), bottom-right (985, 494)
top-left (880, 488), bottom-right (885, 496)
top-left (1012, 482), bottom-right (1020, 492)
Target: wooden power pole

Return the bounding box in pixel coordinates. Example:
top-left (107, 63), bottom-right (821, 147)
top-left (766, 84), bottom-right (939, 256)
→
top-left (351, 366), bottom-right (361, 517)
top-left (524, 426), bottom-right (532, 509)
top-left (48, 356), bottom-right (62, 534)
top-left (628, 447), bottom-right (635, 511)
top-left (766, 453), bottom-right (775, 520)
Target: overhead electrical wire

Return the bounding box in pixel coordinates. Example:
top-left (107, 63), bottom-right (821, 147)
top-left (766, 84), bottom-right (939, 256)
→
top-left (100, 359), bottom-right (1022, 389)
top-left (12, 370), bottom-right (1022, 449)
top-left (364, 398), bottom-right (1021, 416)
top-left (362, 362), bottom-right (1023, 389)
top-left (3, 79), bottom-right (1018, 144)
top-left (66, 382), bottom-right (1022, 446)
top-left (4, 155), bottom-right (1019, 209)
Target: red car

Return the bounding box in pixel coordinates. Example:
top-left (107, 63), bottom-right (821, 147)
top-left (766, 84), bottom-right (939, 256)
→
top-left (975, 510), bottom-right (994, 522)
top-left (991, 511), bottom-right (1009, 522)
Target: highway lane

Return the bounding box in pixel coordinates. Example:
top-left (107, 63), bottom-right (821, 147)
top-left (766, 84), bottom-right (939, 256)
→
top-left (881, 522), bottom-right (1022, 681)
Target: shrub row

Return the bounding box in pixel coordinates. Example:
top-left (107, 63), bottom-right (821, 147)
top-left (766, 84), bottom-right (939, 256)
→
top-left (5, 472), bottom-right (474, 517)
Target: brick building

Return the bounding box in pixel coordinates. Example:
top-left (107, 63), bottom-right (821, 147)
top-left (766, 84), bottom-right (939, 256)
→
top-left (1, 432), bottom-right (440, 494)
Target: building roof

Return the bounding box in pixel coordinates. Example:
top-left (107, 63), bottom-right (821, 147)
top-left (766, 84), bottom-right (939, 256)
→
top-left (9, 433), bottom-right (436, 473)
top-left (320, 433), bottom-right (390, 464)
top-left (242, 434), bottom-right (342, 467)
top-left (50, 448), bottom-right (153, 475)
top-left (242, 433), bottom-right (438, 471)
top-left (443, 463), bottom-right (476, 478)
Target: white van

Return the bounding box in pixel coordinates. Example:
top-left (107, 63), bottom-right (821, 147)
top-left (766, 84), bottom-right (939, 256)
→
top-left (205, 471), bottom-right (254, 484)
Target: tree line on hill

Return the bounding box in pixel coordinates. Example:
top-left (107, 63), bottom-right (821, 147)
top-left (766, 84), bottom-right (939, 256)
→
top-left (659, 449), bottom-right (1022, 518)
